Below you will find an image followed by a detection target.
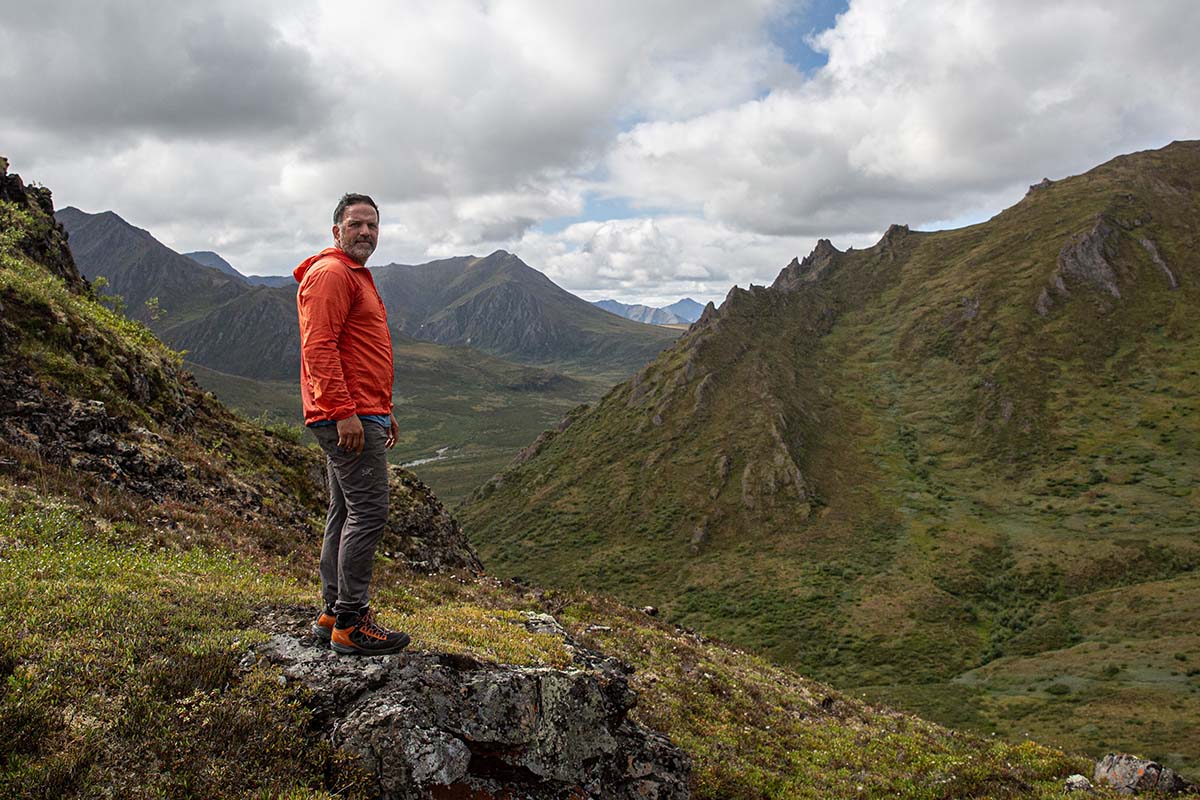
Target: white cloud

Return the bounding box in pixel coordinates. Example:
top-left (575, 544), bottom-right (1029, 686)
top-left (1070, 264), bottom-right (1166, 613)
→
top-left (2, 0), bottom-right (1197, 299)
top-left (505, 216), bottom-right (879, 307)
top-left (606, 0), bottom-right (1200, 240)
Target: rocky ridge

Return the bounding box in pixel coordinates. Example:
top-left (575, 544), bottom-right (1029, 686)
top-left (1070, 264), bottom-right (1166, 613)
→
top-left (0, 157), bottom-right (81, 291)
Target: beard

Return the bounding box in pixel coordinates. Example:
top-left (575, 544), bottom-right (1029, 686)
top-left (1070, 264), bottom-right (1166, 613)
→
top-left (343, 237), bottom-right (376, 264)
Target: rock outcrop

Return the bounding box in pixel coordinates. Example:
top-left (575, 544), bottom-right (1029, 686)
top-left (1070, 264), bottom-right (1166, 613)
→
top-left (1036, 211), bottom-right (1182, 316)
top-left (1057, 217), bottom-right (1123, 298)
top-left (0, 157), bottom-right (82, 290)
top-left (384, 468), bottom-right (484, 573)
top-left (771, 239), bottom-right (841, 292)
top-left (1093, 753), bottom-right (1193, 795)
top-left (1139, 236), bottom-right (1179, 289)
top-left (246, 612), bottom-right (691, 800)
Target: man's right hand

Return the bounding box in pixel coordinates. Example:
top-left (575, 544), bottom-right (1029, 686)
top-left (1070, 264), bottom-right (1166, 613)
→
top-left (336, 415), bottom-right (364, 452)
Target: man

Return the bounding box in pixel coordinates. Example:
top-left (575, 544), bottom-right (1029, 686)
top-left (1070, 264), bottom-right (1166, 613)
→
top-left (294, 192), bottom-right (410, 656)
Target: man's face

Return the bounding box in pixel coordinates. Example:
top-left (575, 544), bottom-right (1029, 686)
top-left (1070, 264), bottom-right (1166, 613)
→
top-left (333, 203), bottom-right (379, 264)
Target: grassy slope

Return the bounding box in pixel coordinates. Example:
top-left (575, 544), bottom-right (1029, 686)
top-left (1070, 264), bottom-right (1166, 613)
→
top-left (459, 141), bottom-right (1200, 775)
top-left (1, 169), bottom-right (1102, 798)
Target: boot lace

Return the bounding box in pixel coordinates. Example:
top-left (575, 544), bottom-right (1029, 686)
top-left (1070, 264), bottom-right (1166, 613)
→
top-left (356, 608), bottom-right (392, 641)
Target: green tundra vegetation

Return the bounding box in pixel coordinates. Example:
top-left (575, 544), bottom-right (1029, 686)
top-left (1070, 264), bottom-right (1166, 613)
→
top-left (460, 141), bottom-right (1200, 775)
top-left (0, 159), bottom-right (1115, 797)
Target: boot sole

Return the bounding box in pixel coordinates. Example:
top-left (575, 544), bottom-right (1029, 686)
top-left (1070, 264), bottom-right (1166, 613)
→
top-left (331, 633), bottom-right (410, 656)
top-left (312, 623), bottom-right (333, 641)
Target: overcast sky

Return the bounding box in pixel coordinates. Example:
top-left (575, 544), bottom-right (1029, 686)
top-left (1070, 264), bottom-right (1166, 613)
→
top-left (2, 0), bottom-right (1197, 306)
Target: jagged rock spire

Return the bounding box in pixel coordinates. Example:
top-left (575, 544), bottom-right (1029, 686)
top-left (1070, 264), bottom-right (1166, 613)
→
top-left (771, 238), bottom-right (842, 292)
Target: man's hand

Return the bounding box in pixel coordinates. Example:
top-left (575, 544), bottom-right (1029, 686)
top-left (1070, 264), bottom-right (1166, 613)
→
top-left (386, 415), bottom-right (399, 449)
top-left (336, 415), bottom-right (364, 453)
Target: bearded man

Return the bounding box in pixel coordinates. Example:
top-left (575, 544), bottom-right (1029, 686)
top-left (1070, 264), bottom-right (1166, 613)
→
top-left (293, 192), bottom-right (409, 655)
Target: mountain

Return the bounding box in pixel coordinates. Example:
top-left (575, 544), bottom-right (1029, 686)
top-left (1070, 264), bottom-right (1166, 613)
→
top-left (460, 141), bottom-right (1200, 773)
top-left (370, 251), bottom-right (680, 376)
top-left (593, 298), bottom-right (688, 326)
top-left (185, 250), bottom-right (295, 288)
top-left (244, 273), bottom-right (295, 288)
top-left (55, 207), bottom-right (247, 319)
top-left (662, 297), bottom-right (705, 323)
top-left (1, 155), bottom-right (1102, 799)
top-left (182, 249), bottom-right (246, 281)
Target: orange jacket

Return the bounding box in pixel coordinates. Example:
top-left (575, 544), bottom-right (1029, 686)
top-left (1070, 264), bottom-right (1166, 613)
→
top-left (294, 248), bottom-right (394, 425)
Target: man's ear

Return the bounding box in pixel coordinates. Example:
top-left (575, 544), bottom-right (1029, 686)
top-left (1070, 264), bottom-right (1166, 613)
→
top-left (331, 223), bottom-right (341, 245)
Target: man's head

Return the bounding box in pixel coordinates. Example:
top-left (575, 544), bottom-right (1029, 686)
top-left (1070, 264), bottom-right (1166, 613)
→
top-left (332, 193), bottom-right (380, 265)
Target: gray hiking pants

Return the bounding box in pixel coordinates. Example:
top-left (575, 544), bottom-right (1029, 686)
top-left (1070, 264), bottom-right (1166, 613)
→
top-left (312, 422), bottom-right (389, 614)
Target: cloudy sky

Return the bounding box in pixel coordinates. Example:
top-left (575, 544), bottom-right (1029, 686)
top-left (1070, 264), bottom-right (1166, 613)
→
top-left (2, 0), bottom-right (1197, 306)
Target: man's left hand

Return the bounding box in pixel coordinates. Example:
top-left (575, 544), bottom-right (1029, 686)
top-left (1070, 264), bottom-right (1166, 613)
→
top-left (386, 414), bottom-right (399, 449)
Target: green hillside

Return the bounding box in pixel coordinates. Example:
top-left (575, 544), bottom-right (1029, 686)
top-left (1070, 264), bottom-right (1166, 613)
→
top-left (460, 141), bottom-right (1200, 774)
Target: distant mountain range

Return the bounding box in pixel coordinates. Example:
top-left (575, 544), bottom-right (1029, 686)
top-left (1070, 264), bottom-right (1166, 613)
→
top-left (184, 250), bottom-right (293, 287)
top-left (56, 208), bottom-right (678, 379)
top-left (370, 253), bottom-right (679, 375)
top-left (593, 298), bottom-right (705, 326)
top-left (461, 140), bottom-right (1200, 772)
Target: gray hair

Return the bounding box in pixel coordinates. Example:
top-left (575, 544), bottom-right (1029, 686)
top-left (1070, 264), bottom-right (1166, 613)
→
top-left (333, 193), bottom-right (379, 225)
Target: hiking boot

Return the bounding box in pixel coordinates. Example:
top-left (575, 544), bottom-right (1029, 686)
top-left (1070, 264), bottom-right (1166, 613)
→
top-left (312, 606), bottom-right (336, 642)
top-left (331, 608), bottom-right (410, 656)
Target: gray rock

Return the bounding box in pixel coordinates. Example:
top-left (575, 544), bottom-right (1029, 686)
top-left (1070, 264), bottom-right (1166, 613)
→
top-left (1065, 773), bottom-right (1094, 792)
top-left (1094, 753), bottom-right (1193, 795)
top-left (1055, 217), bottom-right (1122, 299)
top-left (245, 618), bottom-right (690, 800)
top-left (771, 239), bottom-right (841, 292)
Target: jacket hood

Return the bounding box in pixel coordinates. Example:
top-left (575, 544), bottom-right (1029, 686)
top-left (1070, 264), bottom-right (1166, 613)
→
top-left (293, 247), bottom-right (362, 283)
